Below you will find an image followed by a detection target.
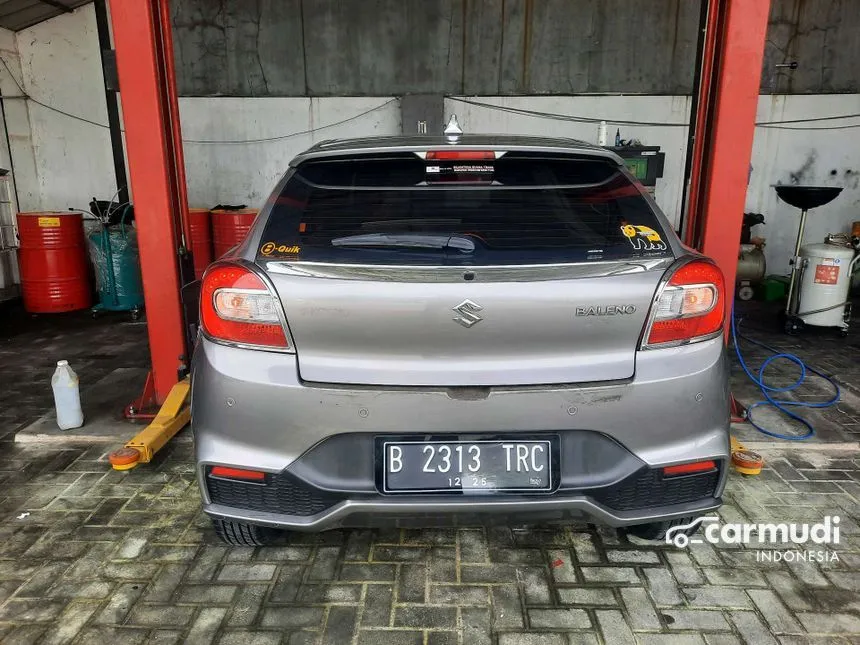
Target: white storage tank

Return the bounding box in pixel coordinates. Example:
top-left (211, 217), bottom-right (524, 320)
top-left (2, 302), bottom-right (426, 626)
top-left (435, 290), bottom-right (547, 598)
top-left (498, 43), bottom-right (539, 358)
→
top-left (797, 242), bottom-right (857, 329)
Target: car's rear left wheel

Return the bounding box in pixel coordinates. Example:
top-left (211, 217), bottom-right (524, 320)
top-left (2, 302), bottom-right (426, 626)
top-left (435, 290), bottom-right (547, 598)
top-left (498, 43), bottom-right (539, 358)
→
top-left (211, 517), bottom-right (279, 546)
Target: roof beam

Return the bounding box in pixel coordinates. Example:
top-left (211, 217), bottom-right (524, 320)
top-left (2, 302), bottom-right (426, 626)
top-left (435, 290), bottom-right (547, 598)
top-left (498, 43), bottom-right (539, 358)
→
top-left (38, 0), bottom-right (73, 13)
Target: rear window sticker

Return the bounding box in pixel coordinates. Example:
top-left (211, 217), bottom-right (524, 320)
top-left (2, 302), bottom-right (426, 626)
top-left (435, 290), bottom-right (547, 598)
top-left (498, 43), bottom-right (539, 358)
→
top-left (621, 225), bottom-right (667, 251)
top-left (425, 161), bottom-right (494, 184)
top-left (261, 242), bottom-right (301, 257)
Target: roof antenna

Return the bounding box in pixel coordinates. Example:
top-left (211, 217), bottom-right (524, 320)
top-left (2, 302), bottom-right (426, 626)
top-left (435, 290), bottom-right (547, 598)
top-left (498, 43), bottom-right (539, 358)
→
top-left (444, 114), bottom-right (462, 143)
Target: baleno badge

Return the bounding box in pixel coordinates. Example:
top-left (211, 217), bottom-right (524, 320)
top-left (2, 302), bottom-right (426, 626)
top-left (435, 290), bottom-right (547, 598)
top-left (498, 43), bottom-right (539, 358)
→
top-left (576, 305), bottom-right (637, 316)
top-left (453, 300), bottom-right (483, 327)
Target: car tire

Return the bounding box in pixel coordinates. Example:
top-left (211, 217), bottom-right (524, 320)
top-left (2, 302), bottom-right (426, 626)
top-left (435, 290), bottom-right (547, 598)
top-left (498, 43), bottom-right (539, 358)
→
top-left (624, 515), bottom-right (700, 542)
top-left (212, 518), bottom-right (279, 546)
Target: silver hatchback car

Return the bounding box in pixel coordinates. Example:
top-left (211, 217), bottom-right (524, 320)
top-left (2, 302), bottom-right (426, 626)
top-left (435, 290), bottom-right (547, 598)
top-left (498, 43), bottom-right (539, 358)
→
top-left (191, 133), bottom-right (730, 546)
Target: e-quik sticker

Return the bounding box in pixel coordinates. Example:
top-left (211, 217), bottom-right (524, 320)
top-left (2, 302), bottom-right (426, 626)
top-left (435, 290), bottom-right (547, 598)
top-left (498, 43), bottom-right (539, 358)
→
top-left (620, 225), bottom-right (667, 252)
top-left (260, 242), bottom-right (301, 257)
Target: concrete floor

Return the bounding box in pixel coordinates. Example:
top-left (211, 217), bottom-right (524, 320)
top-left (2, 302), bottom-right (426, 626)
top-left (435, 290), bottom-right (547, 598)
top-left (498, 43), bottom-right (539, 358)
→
top-left (1, 300), bottom-right (859, 644)
top-left (730, 299), bottom-right (860, 445)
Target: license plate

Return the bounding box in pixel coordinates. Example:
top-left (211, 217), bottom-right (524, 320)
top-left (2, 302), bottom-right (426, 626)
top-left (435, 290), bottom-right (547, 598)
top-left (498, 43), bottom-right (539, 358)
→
top-left (383, 440), bottom-right (552, 493)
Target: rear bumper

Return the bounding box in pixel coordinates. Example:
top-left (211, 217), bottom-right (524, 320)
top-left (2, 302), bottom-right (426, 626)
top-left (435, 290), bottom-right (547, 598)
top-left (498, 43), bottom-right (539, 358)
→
top-left (205, 496), bottom-right (722, 532)
top-left (191, 334), bottom-right (730, 530)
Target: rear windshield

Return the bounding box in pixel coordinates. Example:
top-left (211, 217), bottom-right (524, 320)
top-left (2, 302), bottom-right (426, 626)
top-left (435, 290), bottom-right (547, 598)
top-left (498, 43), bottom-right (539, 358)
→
top-left (256, 153), bottom-right (672, 266)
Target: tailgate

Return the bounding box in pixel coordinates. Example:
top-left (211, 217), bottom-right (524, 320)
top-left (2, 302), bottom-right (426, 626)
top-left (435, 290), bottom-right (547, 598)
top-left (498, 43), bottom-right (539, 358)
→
top-left (268, 265), bottom-right (664, 386)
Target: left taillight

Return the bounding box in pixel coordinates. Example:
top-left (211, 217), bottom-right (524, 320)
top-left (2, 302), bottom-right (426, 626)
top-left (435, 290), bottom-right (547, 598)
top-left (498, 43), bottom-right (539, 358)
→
top-left (200, 263), bottom-right (291, 350)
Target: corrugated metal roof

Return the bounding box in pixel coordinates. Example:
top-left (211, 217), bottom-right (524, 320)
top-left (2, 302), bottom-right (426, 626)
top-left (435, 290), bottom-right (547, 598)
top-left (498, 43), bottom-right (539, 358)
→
top-left (0, 0), bottom-right (91, 31)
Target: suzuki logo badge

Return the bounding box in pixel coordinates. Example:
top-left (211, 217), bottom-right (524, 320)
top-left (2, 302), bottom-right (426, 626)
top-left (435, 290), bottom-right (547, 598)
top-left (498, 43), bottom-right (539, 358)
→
top-left (453, 299), bottom-right (483, 328)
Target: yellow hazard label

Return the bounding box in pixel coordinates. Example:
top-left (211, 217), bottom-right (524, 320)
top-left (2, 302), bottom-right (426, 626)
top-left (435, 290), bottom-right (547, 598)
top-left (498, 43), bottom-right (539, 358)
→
top-left (37, 216), bottom-right (61, 228)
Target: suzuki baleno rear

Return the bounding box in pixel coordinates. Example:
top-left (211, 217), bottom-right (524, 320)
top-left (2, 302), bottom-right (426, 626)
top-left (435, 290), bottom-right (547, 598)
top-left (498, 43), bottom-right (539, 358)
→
top-left (191, 133), bottom-right (730, 546)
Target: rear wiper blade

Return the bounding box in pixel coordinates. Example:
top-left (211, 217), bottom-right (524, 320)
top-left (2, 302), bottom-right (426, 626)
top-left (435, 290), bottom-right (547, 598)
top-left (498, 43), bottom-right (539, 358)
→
top-left (331, 233), bottom-right (475, 253)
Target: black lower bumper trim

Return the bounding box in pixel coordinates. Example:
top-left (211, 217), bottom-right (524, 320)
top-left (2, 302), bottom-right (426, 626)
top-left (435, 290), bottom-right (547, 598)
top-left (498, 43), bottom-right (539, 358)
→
top-left (206, 470), bottom-right (343, 517)
top-left (589, 466), bottom-right (721, 511)
top-left (206, 462), bottom-right (721, 517)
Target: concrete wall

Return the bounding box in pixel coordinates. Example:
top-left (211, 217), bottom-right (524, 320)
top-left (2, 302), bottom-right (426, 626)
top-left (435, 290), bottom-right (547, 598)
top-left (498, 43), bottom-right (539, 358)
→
top-left (762, 0), bottom-right (860, 94)
top-left (171, 0), bottom-right (860, 97)
top-left (748, 95), bottom-right (860, 274)
top-left (179, 97), bottom-right (401, 207)
top-left (13, 4), bottom-right (115, 212)
top-left (0, 26), bottom-right (35, 212)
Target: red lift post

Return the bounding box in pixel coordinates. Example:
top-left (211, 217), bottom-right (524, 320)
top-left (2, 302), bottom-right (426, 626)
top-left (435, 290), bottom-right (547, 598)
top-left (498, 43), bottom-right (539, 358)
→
top-left (108, 0), bottom-right (191, 406)
top-left (684, 0), bottom-right (770, 469)
top-left (684, 0), bottom-right (771, 322)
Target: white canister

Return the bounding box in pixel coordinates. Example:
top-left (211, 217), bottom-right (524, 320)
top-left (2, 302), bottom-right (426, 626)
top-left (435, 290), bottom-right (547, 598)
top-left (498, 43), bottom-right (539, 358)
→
top-left (52, 360), bottom-right (84, 430)
top-left (597, 121), bottom-right (608, 147)
top-left (797, 243), bottom-right (857, 328)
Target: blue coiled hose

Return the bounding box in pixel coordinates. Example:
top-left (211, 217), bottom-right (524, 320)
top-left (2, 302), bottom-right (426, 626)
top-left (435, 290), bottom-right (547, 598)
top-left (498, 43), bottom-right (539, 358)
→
top-left (731, 311), bottom-right (840, 440)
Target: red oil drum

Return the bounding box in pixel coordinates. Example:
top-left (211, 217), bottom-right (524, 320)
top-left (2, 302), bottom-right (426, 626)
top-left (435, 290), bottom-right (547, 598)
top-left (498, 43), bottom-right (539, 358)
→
top-left (212, 208), bottom-right (258, 258)
top-left (188, 208), bottom-right (213, 279)
top-left (16, 212), bottom-right (92, 313)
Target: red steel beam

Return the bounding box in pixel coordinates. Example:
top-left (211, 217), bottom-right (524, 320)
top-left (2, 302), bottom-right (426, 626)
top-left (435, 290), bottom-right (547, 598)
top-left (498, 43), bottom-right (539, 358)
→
top-left (686, 0), bottom-right (770, 328)
top-left (157, 0), bottom-right (192, 248)
top-left (682, 0), bottom-right (722, 248)
top-left (109, 0), bottom-right (187, 403)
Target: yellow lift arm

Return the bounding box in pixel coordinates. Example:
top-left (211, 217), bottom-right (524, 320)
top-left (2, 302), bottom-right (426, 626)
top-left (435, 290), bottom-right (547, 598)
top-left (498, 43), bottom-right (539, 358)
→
top-left (109, 377), bottom-right (191, 470)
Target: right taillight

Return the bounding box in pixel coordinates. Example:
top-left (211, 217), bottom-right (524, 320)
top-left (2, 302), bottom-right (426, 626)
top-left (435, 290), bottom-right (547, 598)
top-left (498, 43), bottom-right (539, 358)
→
top-left (642, 259), bottom-right (725, 348)
top-left (200, 262), bottom-right (291, 350)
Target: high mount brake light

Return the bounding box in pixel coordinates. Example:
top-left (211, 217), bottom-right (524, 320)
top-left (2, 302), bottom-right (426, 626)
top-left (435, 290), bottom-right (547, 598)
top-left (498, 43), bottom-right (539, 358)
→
top-left (425, 150), bottom-right (495, 161)
top-left (200, 263), bottom-right (290, 349)
top-left (643, 260), bottom-right (725, 348)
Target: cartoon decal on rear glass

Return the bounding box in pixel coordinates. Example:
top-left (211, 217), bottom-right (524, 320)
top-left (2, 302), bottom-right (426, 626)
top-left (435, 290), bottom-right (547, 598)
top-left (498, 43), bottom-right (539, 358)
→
top-left (620, 225), bottom-right (667, 252)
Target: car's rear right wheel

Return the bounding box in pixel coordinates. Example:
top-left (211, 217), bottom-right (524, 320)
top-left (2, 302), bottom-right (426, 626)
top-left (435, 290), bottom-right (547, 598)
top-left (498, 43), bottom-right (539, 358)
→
top-left (624, 515), bottom-right (699, 542)
top-left (211, 517), bottom-right (279, 546)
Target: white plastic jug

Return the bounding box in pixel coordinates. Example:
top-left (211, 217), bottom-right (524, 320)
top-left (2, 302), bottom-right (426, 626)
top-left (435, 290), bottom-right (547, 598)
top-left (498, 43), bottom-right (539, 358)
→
top-left (52, 360), bottom-right (84, 430)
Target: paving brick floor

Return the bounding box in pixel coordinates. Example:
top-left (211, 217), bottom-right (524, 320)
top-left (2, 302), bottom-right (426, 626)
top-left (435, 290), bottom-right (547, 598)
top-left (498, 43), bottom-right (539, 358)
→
top-left (0, 441), bottom-right (859, 644)
top-left (1, 301), bottom-right (860, 644)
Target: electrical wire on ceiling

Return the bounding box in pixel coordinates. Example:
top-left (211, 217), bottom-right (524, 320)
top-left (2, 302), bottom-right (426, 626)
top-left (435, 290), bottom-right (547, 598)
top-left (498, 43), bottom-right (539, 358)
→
top-left (447, 96), bottom-right (860, 130)
top-left (0, 55), bottom-right (397, 144)
top-left (0, 53), bottom-right (858, 136)
top-left (754, 122), bottom-right (860, 131)
top-left (447, 96), bottom-right (692, 127)
top-left (181, 98), bottom-right (399, 144)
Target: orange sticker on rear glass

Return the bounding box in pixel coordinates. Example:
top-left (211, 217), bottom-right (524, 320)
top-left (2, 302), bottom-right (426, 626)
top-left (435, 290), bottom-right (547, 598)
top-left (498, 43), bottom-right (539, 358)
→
top-left (260, 242), bottom-right (300, 257)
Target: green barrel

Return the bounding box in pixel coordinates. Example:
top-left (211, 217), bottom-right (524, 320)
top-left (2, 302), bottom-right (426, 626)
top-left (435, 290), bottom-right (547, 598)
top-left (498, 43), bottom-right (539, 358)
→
top-left (87, 225), bottom-right (144, 313)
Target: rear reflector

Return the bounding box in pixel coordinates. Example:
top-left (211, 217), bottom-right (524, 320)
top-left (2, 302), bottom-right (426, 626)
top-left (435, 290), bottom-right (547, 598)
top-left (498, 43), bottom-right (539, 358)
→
top-left (662, 460), bottom-right (717, 476)
top-left (210, 466), bottom-right (267, 481)
top-left (425, 150), bottom-right (495, 160)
